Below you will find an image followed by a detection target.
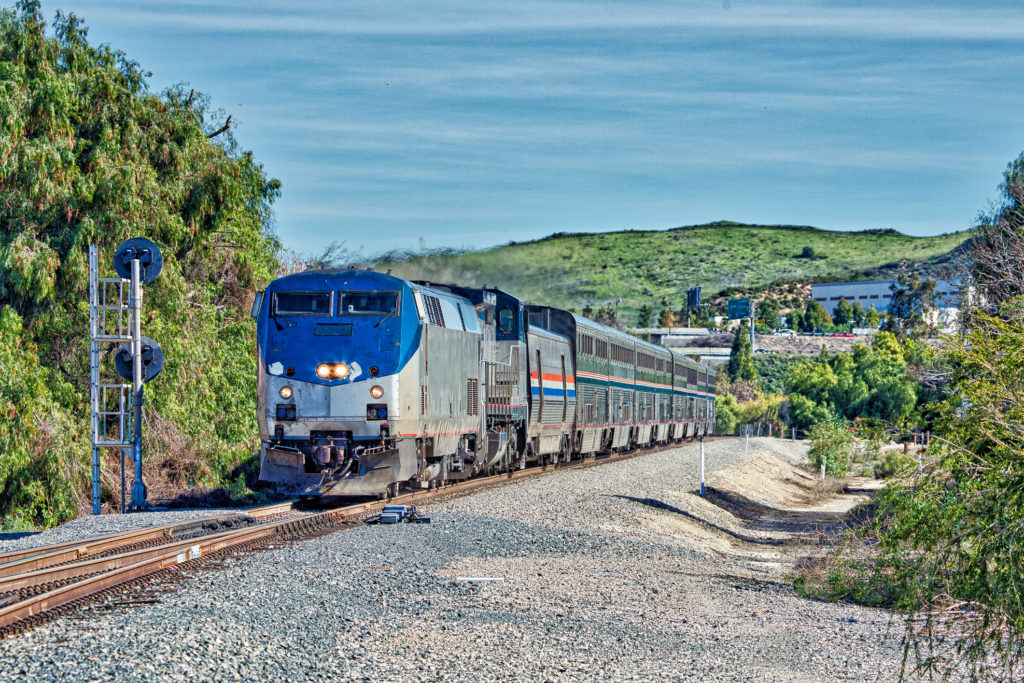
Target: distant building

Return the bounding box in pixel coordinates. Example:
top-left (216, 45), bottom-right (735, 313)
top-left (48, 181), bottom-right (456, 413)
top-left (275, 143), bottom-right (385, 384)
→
top-left (810, 279), bottom-right (962, 330)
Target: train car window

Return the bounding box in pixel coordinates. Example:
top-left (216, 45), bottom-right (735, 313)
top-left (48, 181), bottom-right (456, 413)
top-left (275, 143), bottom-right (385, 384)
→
top-left (498, 307), bottom-right (515, 333)
top-left (273, 291), bottom-right (332, 316)
top-left (338, 291), bottom-right (399, 315)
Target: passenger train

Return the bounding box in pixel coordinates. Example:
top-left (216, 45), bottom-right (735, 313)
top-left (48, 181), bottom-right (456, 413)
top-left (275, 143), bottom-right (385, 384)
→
top-left (251, 269), bottom-right (716, 498)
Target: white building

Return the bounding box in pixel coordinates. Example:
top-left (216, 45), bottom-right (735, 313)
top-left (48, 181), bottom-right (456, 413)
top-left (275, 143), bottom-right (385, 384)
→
top-left (810, 279), bottom-right (962, 329)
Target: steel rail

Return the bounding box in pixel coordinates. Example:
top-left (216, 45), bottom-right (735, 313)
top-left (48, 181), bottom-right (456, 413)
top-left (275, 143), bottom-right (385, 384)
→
top-left (0, 436), bottom-right (730, 633)
top-left (0, 500), bottom-right (302, 576)
top-left (0, 508), bottom-right (353, 629)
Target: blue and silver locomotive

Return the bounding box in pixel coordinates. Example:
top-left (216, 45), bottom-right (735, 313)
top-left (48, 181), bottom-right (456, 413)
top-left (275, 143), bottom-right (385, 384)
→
top-left (252, 268), bottom-right (715, 498)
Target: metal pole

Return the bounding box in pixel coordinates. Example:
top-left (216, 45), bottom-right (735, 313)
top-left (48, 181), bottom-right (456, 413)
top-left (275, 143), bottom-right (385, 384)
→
top-left (699, 436), bottom-right (705, 496)
top-left (129, 258), bottom-right (146, 510)
top-left (821, 461), bottom-right (826, 481)
top-left (744, 427), bottom-right (749, 462)
top-left (749, 301), bottom-right (755, 354)
top-left (89, 246), bottom-right (101, 515)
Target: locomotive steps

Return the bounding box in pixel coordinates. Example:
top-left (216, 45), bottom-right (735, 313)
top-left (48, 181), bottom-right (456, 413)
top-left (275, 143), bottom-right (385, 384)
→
top-left (0, 438), bottom-right (900, 681)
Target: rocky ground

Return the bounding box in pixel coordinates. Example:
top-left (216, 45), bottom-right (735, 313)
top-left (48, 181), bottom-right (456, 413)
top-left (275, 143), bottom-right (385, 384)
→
top-left (0, 438), bottom-right (908, 682)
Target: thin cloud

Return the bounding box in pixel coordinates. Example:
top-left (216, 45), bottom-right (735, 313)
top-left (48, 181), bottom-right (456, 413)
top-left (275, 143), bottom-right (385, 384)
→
top-left (72, 2), bottom-right (1024, 41)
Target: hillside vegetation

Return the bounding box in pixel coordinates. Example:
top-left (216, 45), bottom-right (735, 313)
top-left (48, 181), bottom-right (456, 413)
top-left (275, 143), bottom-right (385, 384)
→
top-left (378, 222), bottom-right (969, 319)
top-left (0, 3), bottom-right (280, 527)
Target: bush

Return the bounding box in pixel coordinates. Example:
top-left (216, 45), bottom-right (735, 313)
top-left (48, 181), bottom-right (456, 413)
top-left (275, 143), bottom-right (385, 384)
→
top-left (715, 392), bottom-right (739, 434)
top-left (807, 415), bottom-right (853, 476)
top-left (872, 449), bottom-right (915, 479)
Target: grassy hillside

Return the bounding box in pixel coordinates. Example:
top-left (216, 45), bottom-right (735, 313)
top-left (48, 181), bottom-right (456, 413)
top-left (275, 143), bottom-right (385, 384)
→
top-left (377, 222), bottom-right (971, 321)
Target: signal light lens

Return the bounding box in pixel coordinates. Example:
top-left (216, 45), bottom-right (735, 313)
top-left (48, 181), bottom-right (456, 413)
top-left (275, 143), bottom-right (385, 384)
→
top-left (369, 366), bottom-right (379, 377)
top-left (279, 386), bottom-right (293, 399)
top-left (285, 366), bottom-right (295, 377)
top-left (370, 385), bottom-right (384, 399)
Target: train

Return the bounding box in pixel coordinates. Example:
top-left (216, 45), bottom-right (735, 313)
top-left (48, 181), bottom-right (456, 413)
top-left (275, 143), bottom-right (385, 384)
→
top-left (251, 268), bottom-right (716, 498)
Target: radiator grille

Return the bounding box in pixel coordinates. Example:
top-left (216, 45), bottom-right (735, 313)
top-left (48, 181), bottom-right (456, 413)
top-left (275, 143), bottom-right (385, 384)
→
top-left (423, 295), bottom-right (445, 327)
top-left (421, 386), bottom-right (429, 415)
top-left (467, 378), bottom-right (479, 415)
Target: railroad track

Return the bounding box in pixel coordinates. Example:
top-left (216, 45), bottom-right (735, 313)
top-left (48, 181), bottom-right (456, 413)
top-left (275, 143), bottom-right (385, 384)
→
top-left (0, 436), bottom-right (728, 637)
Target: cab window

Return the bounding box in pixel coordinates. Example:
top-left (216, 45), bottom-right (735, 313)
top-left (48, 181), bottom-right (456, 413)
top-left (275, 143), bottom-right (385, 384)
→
top-left (273, 291), bottom-right (332, 316)
top-left (338, 291), bottom-right (399, 316)
top-left (498, 307), bottom-right (515, 333)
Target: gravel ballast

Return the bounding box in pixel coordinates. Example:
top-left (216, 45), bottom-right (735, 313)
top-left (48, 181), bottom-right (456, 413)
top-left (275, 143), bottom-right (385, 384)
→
top-left (0, 438), bottom-right (906, 681)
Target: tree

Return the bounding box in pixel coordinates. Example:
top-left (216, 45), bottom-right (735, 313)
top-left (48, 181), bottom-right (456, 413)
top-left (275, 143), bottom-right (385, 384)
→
top-left (871, 311), bottom-right (1024, 678)
top-left (658, 307), bottom-right (677, 327)
top-left (0, 4), bottom-right (281, 525)
top-left (787, 308), bottom-right (804, 331)
top-left (968, 152), bottom-right (1024, 315)
top-left (636, 303), bottom-right (653, 327)
top-left (851, 300), bottom-right (866, 327)
top-left (832, 298), bottom-right (855, 327)
top-left (784, 331), bottom-right (916, 430)
top-left (865, 305), bottom-right (881, 328)
top-left (726, 324), bottom-right (757, 383)
top-left (756, 298), bottom-right (781, 330)
top-left (691, 305), bottom-right (712, 327)
top-left (882, 274), bottom-right (937, 339)
top-left (802, 299), bottom-right (832, 331)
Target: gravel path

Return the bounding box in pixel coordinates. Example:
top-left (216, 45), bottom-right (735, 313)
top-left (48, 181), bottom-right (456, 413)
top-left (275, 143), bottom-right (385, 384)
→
top-left (0, 438), bottom-right (906, 682)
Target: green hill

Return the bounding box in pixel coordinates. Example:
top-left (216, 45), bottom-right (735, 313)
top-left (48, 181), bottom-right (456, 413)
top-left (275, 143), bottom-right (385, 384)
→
top-left (377, 222), bottom-right (971, 320)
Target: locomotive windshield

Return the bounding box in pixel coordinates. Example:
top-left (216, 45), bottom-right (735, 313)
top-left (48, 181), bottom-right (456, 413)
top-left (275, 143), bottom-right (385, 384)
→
top-left (273, 291), bottom-right (332, 315)
top-left (338, 290), bottom-right (399, 316)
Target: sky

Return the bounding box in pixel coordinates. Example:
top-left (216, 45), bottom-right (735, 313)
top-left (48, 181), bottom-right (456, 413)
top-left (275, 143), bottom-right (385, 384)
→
top-left (36, 0), bottom-right (1024, 257)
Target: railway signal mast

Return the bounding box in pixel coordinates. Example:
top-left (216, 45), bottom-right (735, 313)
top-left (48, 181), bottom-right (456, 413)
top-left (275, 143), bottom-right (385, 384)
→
top-left (685, 286), bottom-right (709, 326)
top-left (89, 239), bottom-right (164, 514)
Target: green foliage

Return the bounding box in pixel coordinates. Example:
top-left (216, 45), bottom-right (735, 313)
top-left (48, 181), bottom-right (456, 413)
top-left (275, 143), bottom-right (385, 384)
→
top-left (784, 332), bottom-right (917, 430)
top-left (0, 307), bottom-right (86, 527)
top-left (864, 305), bottom-right (881, 328)
top-left (866, 311), bottom-right (1024, 677)
top-left (753, 354), bottom-right (808, 395)
top-left (800, 299), bottom-right (833, 332)
top-left (755, 297), bottom-right (781, 330)
top-left (872, 448), bottom-right (915, 479)
top-left (804, 153), bottom-right (1024, 680)
top-left (0, 4), bottom-right (280, 526)
top-left (726, 324), bottom-right (756, 382)
top-left (714, 391), bottom-right (739, 434)
top-left (832, 298), bottom-right (854, 327)
top-left (636, 303), bottom-right (653, 327)
top-left (807, 414), bottom-right (853, 476)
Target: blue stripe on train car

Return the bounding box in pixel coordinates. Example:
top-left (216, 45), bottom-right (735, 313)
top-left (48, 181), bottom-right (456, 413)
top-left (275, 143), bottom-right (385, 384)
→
top-left (530, 387), bottom-right (577, 398)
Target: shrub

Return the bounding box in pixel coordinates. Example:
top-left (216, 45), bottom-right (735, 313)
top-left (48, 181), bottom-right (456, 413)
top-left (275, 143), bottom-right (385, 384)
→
top-left (715, 392), bottom-right (739, 434)
top-left (807, 415), bottom-right (853, 476)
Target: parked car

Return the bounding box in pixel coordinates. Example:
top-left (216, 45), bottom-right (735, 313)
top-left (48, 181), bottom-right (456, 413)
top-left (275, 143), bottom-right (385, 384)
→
top-left (830, 333), bottom-right (855, 338)
top-left (772, 329), bottom-right (796, 337)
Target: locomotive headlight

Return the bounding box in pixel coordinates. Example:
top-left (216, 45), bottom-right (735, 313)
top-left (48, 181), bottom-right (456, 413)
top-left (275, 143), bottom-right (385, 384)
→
top-left (279, 386), bottom-right (293, 399)
top-left (316, 363), bottom-right (332, 379)
top-left (369, 385), bottom-right (384, 399)
top-left (331, 362), bottom-right (349, 379)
